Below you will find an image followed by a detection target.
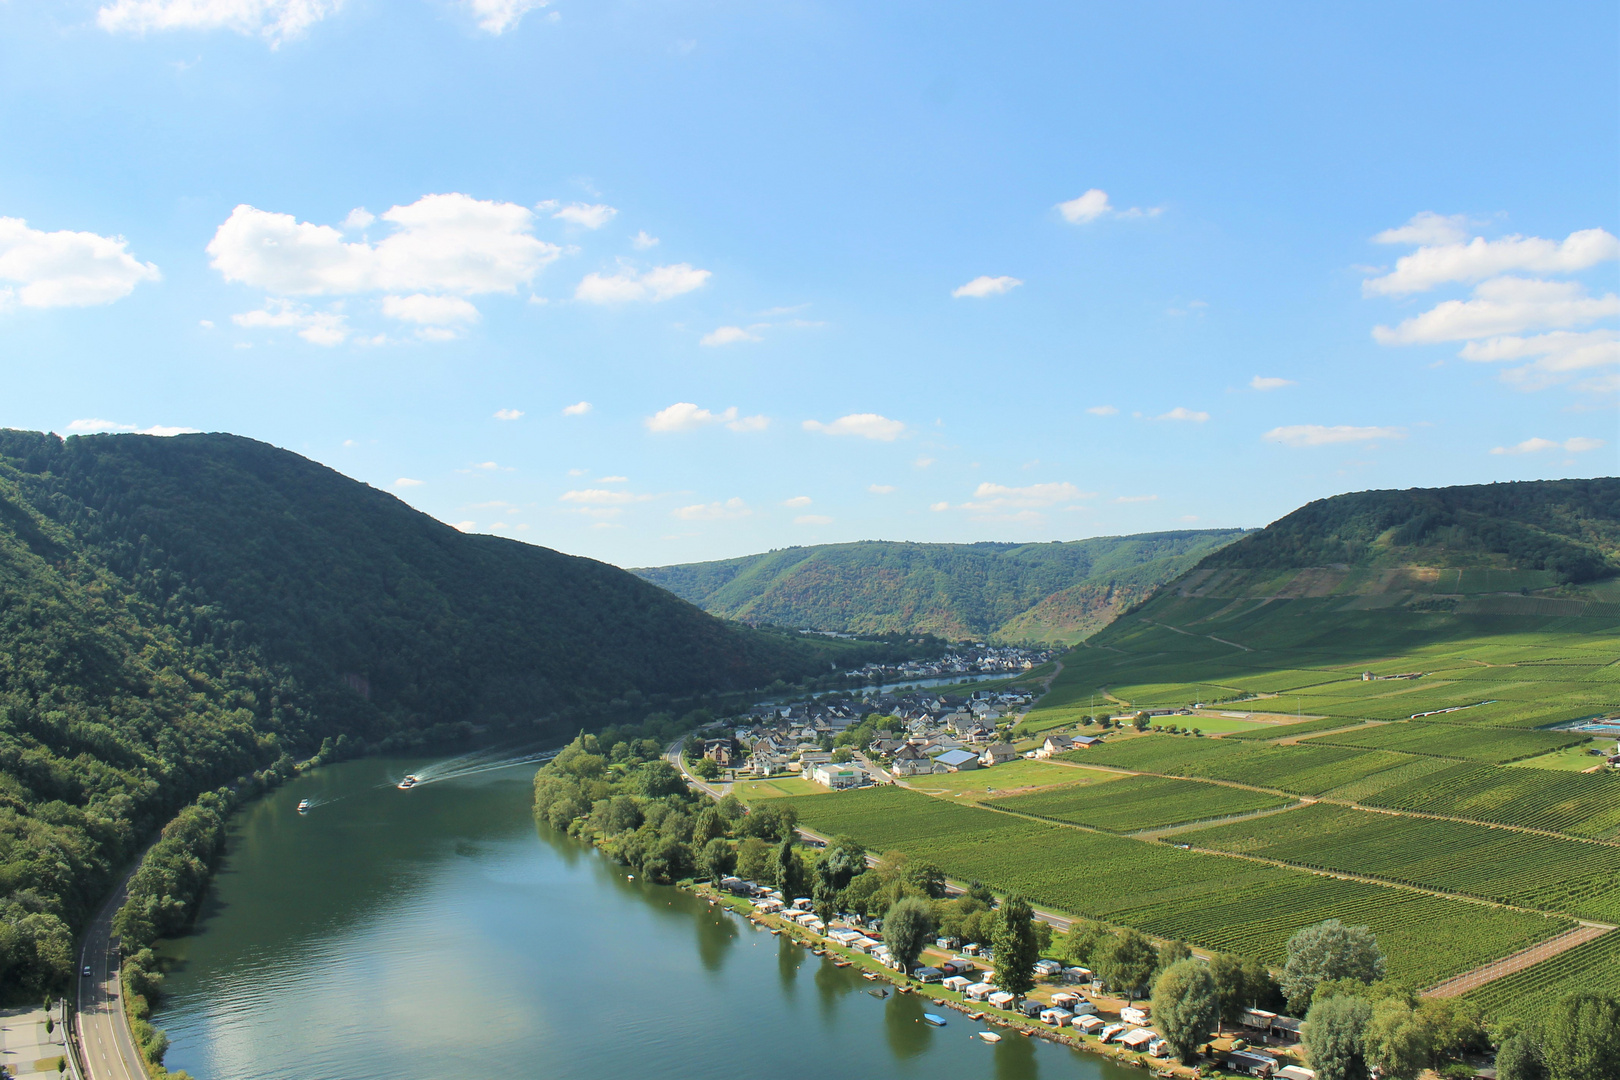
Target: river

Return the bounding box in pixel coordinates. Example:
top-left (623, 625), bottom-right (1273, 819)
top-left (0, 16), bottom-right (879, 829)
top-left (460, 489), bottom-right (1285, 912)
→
top-left (153, 756), bottom-right (1135, 1080)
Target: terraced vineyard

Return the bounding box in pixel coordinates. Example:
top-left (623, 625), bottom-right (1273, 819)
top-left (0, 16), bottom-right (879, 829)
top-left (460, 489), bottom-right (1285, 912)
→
top-left (1464, 931), bottom-right (1620, 1024)
top-left (986, 774), bottom-right (1292, 832)
top-left (1224, 716), bottom-right (1376, 740)
top-left (1063, 735), bottom-right (1422, 797)
top-left (1181, 803), bottom-right (1620, 921)
top-left (1303, 721), bottom-right (1589, 763)
top-left (1362, 763), bottom-right (1620, 839)
top-left (780, 787), bottom-right (1572, 989)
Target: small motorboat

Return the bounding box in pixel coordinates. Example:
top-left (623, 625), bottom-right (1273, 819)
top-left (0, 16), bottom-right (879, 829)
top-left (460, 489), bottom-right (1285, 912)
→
top-left (977, 1031), bottom-right (1002, 1043)
top-left (397, 774), bottom-right (419, 790)
top-left (867, 988), bottom-right (888, 999)
top-left (296, 800), bottom-right (310, 813)
top-left (924, 1013), bottom-right (947, 1027)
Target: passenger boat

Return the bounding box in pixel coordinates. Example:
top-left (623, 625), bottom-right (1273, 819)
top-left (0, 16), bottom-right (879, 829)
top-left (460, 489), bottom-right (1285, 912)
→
top-left (397, 774), bottom-right (419, 790)
top-left (923, 1014), bottom-right (947, 1027)
top-left (296, 800), bottom-right (310, 813)
top-left (977, 1031), bottom-right (1002, 1043)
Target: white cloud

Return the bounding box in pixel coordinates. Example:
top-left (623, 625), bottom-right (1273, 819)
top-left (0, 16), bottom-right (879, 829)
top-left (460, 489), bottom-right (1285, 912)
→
top-left (382, 293), bottom-right (480, 326)
top-left (463, 0), bottom-right (549, 33)
top-left (560, 488), bottom-right (650, 506)
top-left (675, 498), bottom-right (750, 521)
top-left (232, 299), bottom-right (349, 346)
top-left (452, 520), bottom-right (476, 532)
top-left (494, 408), bottom-right (524, 421)
top-left (701, 325), bottom-right (761, 346)
top-left (868, 484), bottom-right (896, 494)
top-left (795, 514), bottom-right (833, 526)
top-left (598, 475), bottom-right (628, 483)
top-left (1157, 406), bottom-right (1209, 422)
top-left (395, 477), bottom-right (424, 487)
top-left (802, 413), bottom-right (905, 441)
top-left (1373, 277), bottom-right (1620, 345)
top-left (782, 495), bottom-right (812, 508)
top-left (207, 194), bottom-right (559, 298)
top-left (1115, 495), bottom-right (1159, 503)
top-left (959, 481), bottom-right (1089, 513)
top-left (562, 401), bottom-right (591, 416)
top-left (1457, 329), bottom-right (1619, 391)
top-left (1263, 424), bottom-right (1405, 448)
top-left (342, 207), bottom-right (375, 230)
top-left (1490, 436), bottom-right (1606, 455)
top-left (645, 402), bottom-right (765, 433)
top-left (1250, 376), bottom-right (1295, 391)
top-left (914, 456), bottom-right (935, 468)
top-left (551, 202), bottom-right (616, 229)
top-left (1086, 405), bottom-right (1119, 416)
top-left (66, 419), bottom-right (199, 436)
top-left (575, 263), bottom-right (710, 303)
top-left (97, 0), bottom-right (339, 45)
top-left (1372, 212), bottom-right (1472, 248)
top-left (631, 231), bottom-right (659, 250)
top-left (1057, 189), bottom-right (1112, 224)
top-left (952, 275), bottom-right (1022, 299)
top-left (930, 501), bottom-right (950, 512)
top-left (0, 216), bottom-right (160, 308)
top-left (1364, 228), bottom-right (1619, 296)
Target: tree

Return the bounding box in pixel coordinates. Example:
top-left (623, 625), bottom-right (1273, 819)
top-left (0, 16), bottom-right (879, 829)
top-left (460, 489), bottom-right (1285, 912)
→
top-left (903, 861), bottom-right (946, 899)
top-left (1540, 993), bottom-right (1620, 1080)
top-left (831, 746), bottom-right (853, 763)
top-left (1158, 939), bottom-right (1193, 971)
top-left (775, 837), bottom-right (808, 899)
top-left (1495, 1031), bottom-right (1547, 1080)
top-left (1362, 998), bottom-right (1432, 1080)
top-left (636, 759), bottom-right (687, 799)
top-left (1303, 994), bottom-right (1373, 1080)
top-left (1283, 920), bottom-right (1386, 1014)
top-left (1063, 919), bottom-right (1107, 967)
top-left (991, 895), bottom-right (1040, 997)
top-left (1152, 959), bottom-right (1220, 1063)
top-left (697, 837), bottom-right (734, 883)
top-left (965, 880), bottom-right (996, 906)
top-left (690, 756), bottom-right (721, 780)
top-left (818, 836), bottom-right (868, 893)
top-left (883, 897), bottom-right (936, 975)
top-left (736, 837), bottom-right (774, 883)
top-left (692, 806), bottom-right (726, 847)
top-left (1095, 929), bottom-right (1160, 1004)
top-left (1134, 712), bottom-right (1151, 731)
top-left (715, 793), bottom-right (744, 822)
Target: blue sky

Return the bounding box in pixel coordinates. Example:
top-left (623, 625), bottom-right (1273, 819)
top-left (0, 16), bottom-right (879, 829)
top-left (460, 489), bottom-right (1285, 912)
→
top-left (1, 1), bottom-right (1615, 568)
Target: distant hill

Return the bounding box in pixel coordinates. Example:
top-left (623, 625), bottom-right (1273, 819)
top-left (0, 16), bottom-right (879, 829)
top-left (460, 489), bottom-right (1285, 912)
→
top-left (633, 531), bottom-right (1248, 643)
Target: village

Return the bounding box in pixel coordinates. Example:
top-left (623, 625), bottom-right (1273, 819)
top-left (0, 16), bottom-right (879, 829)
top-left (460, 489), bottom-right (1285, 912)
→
top-left (695, 874), bottom-right (1315, 1080)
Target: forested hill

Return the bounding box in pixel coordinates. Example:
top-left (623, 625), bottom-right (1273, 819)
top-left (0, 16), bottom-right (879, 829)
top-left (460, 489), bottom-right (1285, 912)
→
top-left (633, 531), bottom-right (1247, 642)
top-left (0, 429), bottom-right (845, 998)
top-left (1199, 478), bottom-right (1620, 582)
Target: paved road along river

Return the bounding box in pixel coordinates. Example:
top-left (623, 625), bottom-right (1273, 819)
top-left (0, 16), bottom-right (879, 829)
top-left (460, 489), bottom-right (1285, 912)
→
top-left (152, 756), bottom-right (1138, 1080)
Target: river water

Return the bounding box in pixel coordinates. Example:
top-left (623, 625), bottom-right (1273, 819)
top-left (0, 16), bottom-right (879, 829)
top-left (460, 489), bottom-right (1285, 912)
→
top-left (154, 757), bottom-right (1133, 1080)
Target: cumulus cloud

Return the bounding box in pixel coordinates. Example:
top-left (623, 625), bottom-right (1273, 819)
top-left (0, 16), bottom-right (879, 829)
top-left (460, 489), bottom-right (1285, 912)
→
top-left (1372, 212), bottom-right (1472, 248)
top-left (395, 477), bottom-right (424, 488)
top-left (560, 488), bottom-right (650, 506)
top-left (795, 514), bottom-right (833, 525)
top-left (675, 498), bottom-right (750, 521)
top-left (381, 293), bottom-right (480, 326)
top-left (1490, 436), bottom-right (1605, 455)
top-left (462, 0), bottom-right (549, 33)
top-left (782, 495), bottom-right (812, 507)
top-left (494, 408), bottom-right (523, 420)
top-left (631, 230), bottom-right (659, 250)
top-left (1086, 405), bottom-right (1118, 416)
top-left (66, 419), bottom-right (199, 436)
top-left (958, 481), bottom-right (1090, 513)
top-left (1263, 424), bottom-right (1405, 448)
top-left (1363, 228), bottom-right (1619, 296)
top-left (1250, 376), bottom-right (1295, 391)
top-left (701, 325), bottom-right (761, 346)
top-left (1115, 494), bottom-right (1159, 503)
top-left (232, 299), bottom-right (349, 346)
top-left (952, 275), bottom-right (1022, 299)
top-left (645, 402), bottom-right (765, 433)
top-left (802, 413), bottom-right (905, 441)
top-left (868, 484), bottom-right (896, 494)
top-left (1056, 188), bottom-right (1160, 224)
top-left (1373, 278), bottom-right (1620, 345)
top-left (1157, 406), bottom-right (1209, 422)
top-left (0, 216), bottom-right (160, 308)
top-left (97, 0), bottom-right (339, 45)
top-left (1458, 330), bottom-right (1619, 391)
top-left (209, 194), bottom-right (559, 298)
top-left (575, 263), bottom-right (710, 303)
top-left (551, 202), bottom-right (616, 229)
top-left (562, 401), bottom-right (591, 416)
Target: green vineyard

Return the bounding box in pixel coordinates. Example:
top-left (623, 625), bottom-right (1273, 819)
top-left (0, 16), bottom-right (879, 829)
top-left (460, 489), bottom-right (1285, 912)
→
top-left (1464, 931), bottom-right (1620, 1024)
top-left (1362, 763), bottom-right (1620, 840)
top-left (986, 774), bottom-right (1292, 832)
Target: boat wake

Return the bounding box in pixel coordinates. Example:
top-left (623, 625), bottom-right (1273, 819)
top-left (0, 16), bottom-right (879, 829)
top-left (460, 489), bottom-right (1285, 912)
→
top-left (390, 745), bottom-right (561, 789)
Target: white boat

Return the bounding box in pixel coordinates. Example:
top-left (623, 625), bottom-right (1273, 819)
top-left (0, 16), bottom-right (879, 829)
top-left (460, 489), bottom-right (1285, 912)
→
top-left (397, 774), bottom-right (419, 790)
top-left (296, 800), bottom-right (310, 813)
top-left (977, 1031), bottom-right (1002, 1043)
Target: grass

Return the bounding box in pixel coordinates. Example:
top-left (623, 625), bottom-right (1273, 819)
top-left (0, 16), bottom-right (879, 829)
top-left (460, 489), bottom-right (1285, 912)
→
top-left (909, 758), bottom-right (1112, 797)
top-left (987, 774), bottom-right (1293, 832)
top-left (1506, 740), bottom-right (1607, 772)
top-left (732, 776), bottom-right (823, 799)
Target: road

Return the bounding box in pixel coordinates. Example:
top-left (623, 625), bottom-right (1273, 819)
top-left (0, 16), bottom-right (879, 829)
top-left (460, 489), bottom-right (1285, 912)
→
top-left (73, 876), bottom-right (146, 1080)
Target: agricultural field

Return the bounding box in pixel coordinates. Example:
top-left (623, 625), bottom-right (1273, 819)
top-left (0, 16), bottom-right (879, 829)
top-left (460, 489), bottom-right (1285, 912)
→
top-left (1302, 721), bottom-right (1588, 763)
top-left (777, 787), bottom-right (1572, 989)
top-left (1224, 716), bottom-right (1378, 740)
top-left (1181, 802), bottom-right (1620, 922)
top-left (1361, 763), bottom-right (1620, 839)
top-left (1463, 931), bottom-right (1620, 1025)
top-left (1063, 735), bottom-right (1422, 798)
top-left (1507, 741), bottom-right (1608, 771)
top-left (986, 774), bottom-right (1293, 833)
top-left (909, 759), bottom-right (1110, 798)
top-left (728, 777), bottom-right (823, 800)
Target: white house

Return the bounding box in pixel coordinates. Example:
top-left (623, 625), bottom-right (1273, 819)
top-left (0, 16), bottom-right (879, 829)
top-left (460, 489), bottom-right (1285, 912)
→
top-left (811, 763), bottom-right (865, 790)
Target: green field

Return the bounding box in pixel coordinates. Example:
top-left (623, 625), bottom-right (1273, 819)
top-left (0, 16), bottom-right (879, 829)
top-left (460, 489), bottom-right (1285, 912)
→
top-left (1361, 763), bottom-right (1620, 839)
top-left (1303, 721), bottom-right (1588, 763)
top-left (987, 774), bottom-right (1292, 832)
top-left (777, 787), bottom-right (1570, 988)
top-left (730, 776), bottom-right (823, 799)
top-left (1507, 740), bottom-right (1607, 771)
top-left (1224, 716), bottom-right (1377, 740)
top-left (1463, 931), bottom-right (1620, 1025)
top-left (908, 758), bottom-right (1109, 796)
top-left (1063, 735), bottom-right (1422, 798)
top-left (1181, 802), bottom-right (1620, 922)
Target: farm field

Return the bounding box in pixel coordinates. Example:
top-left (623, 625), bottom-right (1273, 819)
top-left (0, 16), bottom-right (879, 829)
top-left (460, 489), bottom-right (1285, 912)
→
top-left (1063, 735), bottom-right (1422, 798)
top-left (777, 787), bottom-right (1572, 989)
top-left (909, 758), bottom-right (1110, 797)
top-left (1463, 931), bottom-right (1620, 1025)
top-left (1302, 721), bottom-right (1589, 763)
top-left (1507, 741), bottom-right (1607, 771)
top-left (728, 777), bottom-right (823, 800)
top-left (986, 774), bottom-right (1292, 833)
top-left (1181, 802), bottom-right (1620, 922)
top-left (1361, 762), bottom-right (1620, 839)
top-left (1224, 716), bottom-right (1378, 740)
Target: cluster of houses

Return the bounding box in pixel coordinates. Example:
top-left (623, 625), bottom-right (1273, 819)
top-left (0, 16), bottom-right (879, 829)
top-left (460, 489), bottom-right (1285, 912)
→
top-left (837, 644), bottom-right (1056, 688)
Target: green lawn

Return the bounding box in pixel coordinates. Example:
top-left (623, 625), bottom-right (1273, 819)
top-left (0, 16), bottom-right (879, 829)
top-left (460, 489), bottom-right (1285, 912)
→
top-left (909, 758), bottom-right (1115, 798)
top-left (732, 776), bottom-right (823, 800)
top-left (1506, 739), bottom-right (1606, 772)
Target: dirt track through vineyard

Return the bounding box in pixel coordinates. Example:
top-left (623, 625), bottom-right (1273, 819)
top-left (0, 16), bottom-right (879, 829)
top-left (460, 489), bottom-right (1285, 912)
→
top-left (1424, 924), bottom-right (1613, 998)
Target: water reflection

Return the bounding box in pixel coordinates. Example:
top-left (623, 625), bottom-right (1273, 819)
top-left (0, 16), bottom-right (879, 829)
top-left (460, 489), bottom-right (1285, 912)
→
top-left (993, 1031), bottom-right (1040, 1080)
top-left (694, 905), bottom-right (737, 972)
top-left (812, 957), bottom-right (847, 1026)
top-left (885, 992), bottom-right (930, 1061)
top-left (777, 934), bottom-right (804, 995)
